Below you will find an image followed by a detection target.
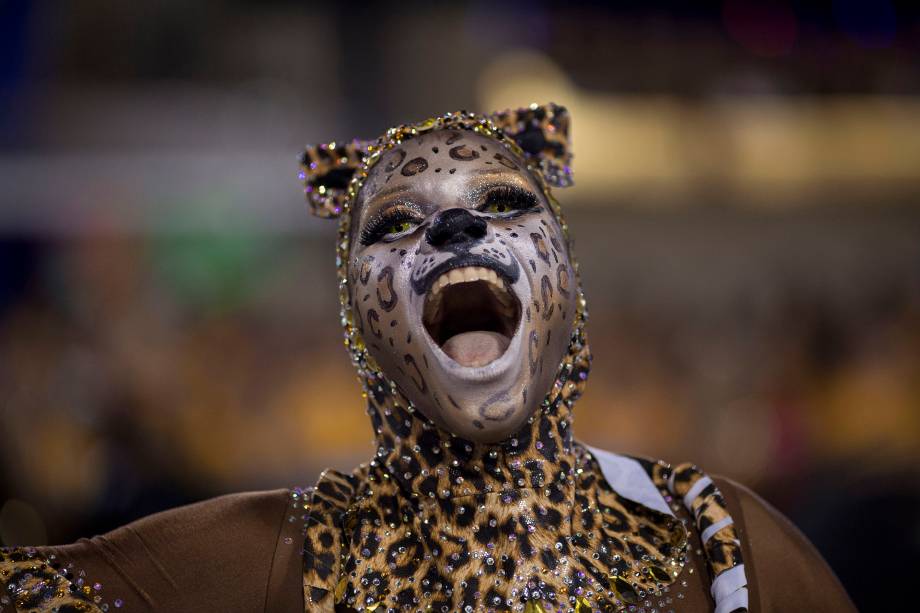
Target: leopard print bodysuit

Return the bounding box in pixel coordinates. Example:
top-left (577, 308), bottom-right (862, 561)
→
top-left (299, 313), bottom-right (747, 612)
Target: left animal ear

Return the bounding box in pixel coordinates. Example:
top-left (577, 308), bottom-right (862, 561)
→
top-left (489, 103), bottom-right (574, 188)
top-left (300, 140), bottom-right (371, 218)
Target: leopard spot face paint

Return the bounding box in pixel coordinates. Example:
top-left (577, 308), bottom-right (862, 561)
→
top-left (347, 129), bottom-right (577, 442)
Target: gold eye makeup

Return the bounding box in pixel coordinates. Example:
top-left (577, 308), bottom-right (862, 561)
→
top-left (475, 183), bottom-right (539, 216)
top-left (359, 202), bottom-right (425, 245)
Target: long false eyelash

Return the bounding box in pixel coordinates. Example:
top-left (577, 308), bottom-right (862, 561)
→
top-left (479, 184), bottom-right (539, 212)
top-left (360, 205), bottom-right (422, 246)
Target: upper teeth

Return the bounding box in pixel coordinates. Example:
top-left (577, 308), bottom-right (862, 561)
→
top-left (423, 266), bottom-right (517, 331)
top-left (431, 266), bottom-right (507, 298)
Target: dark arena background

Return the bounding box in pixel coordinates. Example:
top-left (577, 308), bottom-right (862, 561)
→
top-left (1, 2), bottom-right (919, 611)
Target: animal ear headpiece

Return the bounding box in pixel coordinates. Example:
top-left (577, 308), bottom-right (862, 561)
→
top-left (299, 103), bottom-right (573, 219)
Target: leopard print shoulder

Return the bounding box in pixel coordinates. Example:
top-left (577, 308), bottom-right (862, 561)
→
top-left (0, 547), bottom-right (107, 612)
top-left (302, 464), bottom-right (368, 609)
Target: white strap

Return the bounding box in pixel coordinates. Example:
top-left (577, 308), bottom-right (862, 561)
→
top-left (711, 564), bottom-right (748, 603)
top-left (683, 475), bottom-right (713, 509)
top-left (700, 517), bottom-right (734, 544)
top-left (714, 586), bottom-right (749, 613)
top-left (586, 445), bottom-right (674, 517)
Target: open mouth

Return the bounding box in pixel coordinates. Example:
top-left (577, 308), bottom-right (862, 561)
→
top-left (422, 266), bottom-right (521, 368)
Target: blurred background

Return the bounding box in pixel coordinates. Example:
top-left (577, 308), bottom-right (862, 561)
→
top-left (1, 1), bottom-right (919, 609)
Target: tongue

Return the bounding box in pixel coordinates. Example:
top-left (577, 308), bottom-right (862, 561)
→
top-left (442, 331), bottom-right (510, 367)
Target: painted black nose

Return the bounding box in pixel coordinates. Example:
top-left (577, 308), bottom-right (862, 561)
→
top-left (425, 208), bottom-right (487, 247)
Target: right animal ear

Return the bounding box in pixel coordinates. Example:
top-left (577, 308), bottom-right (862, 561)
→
top-left (299, 140), bottom-right (371, 218)
top-left (489, 103), bottom-right (574, 188)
